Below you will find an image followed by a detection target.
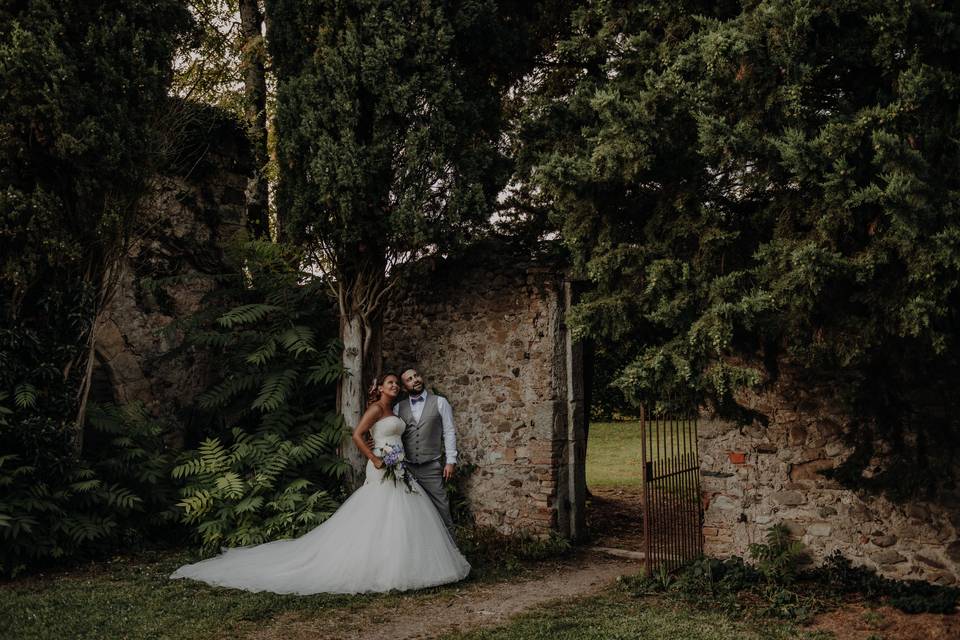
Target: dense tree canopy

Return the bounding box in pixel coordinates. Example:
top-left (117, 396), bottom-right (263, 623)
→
top-left (0, 0), bottom-right (192, 572)
top-left (0, 0), bottom-right (192, 450)
top-left (266, 0), bottom-right (574, 441)
top-left (519, 0), bottom-right (960, 497)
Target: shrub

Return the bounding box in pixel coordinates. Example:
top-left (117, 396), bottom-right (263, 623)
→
top-left (816, 550), bottom-right (960, 615)
top-left (0, 402), bottom-right (179, 577)
top-left (748, 523), bottom-right (806, 585)
top-left (455, 526), bottom-right (572, 576)
top-left (445, 461), bottom-right (478, 527)
top-left (620, 541), bottom-right (959, 621)
top-left (170, 240), bottom-right (348, 554)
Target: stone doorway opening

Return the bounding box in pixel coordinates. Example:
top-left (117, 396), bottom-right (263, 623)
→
top-left (584, 417), bottom-right (648, 556)
top-left (585, 412), bottom-right (704, 573)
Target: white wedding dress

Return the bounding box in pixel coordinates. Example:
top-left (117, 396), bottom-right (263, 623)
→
top-left (169, 415), bottom-right (470, 594)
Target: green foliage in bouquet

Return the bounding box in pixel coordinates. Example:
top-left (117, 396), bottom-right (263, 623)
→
top-left (170, 241), bottom-right (349, 554)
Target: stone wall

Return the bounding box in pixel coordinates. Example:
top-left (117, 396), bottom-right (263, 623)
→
top-left (382, 246), bottom-right (587, 539)
top-left (93, 109), bottom-right (250, 426)
top-left (700, 370), bottom-right (960, 585)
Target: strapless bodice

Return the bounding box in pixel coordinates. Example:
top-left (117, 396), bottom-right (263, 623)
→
top-left (371, 415), bottom-right (405, 448)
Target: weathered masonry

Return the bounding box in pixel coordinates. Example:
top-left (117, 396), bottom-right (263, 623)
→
top-left (382, 246), bottom-right (588, 540)
top-left (699, 368), bottom-right (960, 585)
top-left (93, 108), bottom-right (589, 542)
top-left (93, 108), bottom-right (250, 428)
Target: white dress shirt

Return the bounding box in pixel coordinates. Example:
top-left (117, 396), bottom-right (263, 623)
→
top-left (393, 389), bottom-right (458, 465)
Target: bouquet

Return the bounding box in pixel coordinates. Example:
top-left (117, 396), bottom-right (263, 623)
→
top-left (374, 443), bottom-right (417, 493)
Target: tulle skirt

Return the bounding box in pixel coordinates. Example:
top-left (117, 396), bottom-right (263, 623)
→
top-left (169, 461), bottom-right (470, 594)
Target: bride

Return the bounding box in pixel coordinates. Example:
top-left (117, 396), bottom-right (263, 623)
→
top-left (169, 373), bottom-right (471, 594)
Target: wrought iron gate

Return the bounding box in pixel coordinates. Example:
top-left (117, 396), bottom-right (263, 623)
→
top-left (640, 408), bottom-right (703, 575)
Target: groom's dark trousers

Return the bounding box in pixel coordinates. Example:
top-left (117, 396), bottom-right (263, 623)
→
top-left (398, 392), bottom-right (456, 534)
top-left (406, 459), bottom-right (454, 533)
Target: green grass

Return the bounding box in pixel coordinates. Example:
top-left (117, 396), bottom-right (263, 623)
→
top-left (586, 420), bottom-right (696, 488)
top-left (439, 590), bottom-right (830, 640)
top-left (0, 528), bottom-right (571, 640)
top-left (587, 421), bottom-right (646, 488)
top-left (0, 550), bottom-right (413, 640)
top-left (2, 554), bottom-right (836, 640)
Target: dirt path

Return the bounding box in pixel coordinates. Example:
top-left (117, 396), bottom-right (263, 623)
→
top-left (245, 551), bottom-right (641, 640)
top-left (587, 486), bottom-right (645, 551)
top-left (807, 602), bottom-right (960, 640)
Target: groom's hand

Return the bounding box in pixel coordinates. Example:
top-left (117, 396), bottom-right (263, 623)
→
top-left (443, 464), bottom-right (455, 481)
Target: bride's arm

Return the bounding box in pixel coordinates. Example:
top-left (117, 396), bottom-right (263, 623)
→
top-left (352, 406), bottom-right (385, 468)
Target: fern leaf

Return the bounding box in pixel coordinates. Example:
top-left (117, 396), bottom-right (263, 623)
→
top-left (13, 384), bottom-right (37, 409)
top-left (252, 369), bottom-right (298, 412)
top-left (214, 472), bottom-right (245, 499)
top-left (278, 326), bottom-right (317, 356)
top-left (234, 496), bottom-right (264, 513)
top-left (171, 457), bottom-right (205, 479)
top-left (246, 338), bottom-right (278, 366)
top-left (198, 438), bottom-right (230, 474)
top-left (217, 304), bottom-right (281, 328)
top-left (197, 374), bottom-right (259, 410)
top-left (69, 478), bottom-right (103, 493)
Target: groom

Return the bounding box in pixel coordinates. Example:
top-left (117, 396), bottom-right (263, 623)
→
top-left (394, 367), bottom-right (457, 532)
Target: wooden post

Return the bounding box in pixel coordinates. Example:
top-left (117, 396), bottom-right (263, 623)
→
top-left (562, 279), bottom-right (587, 541)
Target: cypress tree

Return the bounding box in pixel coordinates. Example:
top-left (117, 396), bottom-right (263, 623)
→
top-left (0, 1), bottom-right (192, 452)
top-left (521, 0), bottom-right (960, 497)
top-left (266, 0), bottom-right (571, 471)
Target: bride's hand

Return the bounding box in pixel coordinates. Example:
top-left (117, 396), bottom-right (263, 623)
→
top-left (373, 457), bottom-right (385, 469)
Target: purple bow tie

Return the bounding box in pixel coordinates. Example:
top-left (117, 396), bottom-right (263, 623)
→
top-left (410, 395), bottom-right (424, 404)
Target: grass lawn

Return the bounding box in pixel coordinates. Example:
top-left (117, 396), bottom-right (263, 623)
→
top-left (441, 590), bottom-right (825, 640)
top-left (586, 419), bottom-right (695, 489)
top-left (2, 552), bottom-right (834, 640)
top-left (586, 421), bottom-right (645, 488)
top-left (0, 530), bottom-right (569, 640)
top-left (0, 549), bottom-right (412, 640)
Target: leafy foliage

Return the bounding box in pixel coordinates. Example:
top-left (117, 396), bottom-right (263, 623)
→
top-left (0, 0), bottom-right (191, 573)
top-left (267, 0), bottom-right (572, 258)
top-left (518, 0), bottom-right (960, 496)
top-left (748, 523), bottom-right (806, 585)
top-left (169, 240), bottom-right (349, 553)
top-left (445, 461), bottom-right (478, 527)
top-left (455, 525), bottom-right (572, 579)
top-left (265, 0), bottom-right (576, 421)
top-left (172, 426), bottom-right (344, 551)
top-left (0, 0), bottom-right (193, 456)
top-left (622, 531), bottom-right (958, 621)
top-left (0, 403), bottom-right (180, 577)
top-left (813, 550), bottom-right (960, 614)
top-left (173, 1), bottom-right (249, 117)
top-left (620, 553), bottom-right (823, 622)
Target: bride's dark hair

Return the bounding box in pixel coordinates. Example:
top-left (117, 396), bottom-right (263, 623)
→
top-left (366, 373), bottom-right (396, 406)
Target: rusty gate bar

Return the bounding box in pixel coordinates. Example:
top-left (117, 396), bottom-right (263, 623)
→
top-left (641, 410), bottom-right (703, 576)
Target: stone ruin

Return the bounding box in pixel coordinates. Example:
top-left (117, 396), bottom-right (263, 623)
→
top-left (382, 246), bottom-right (588, 539)
top-left (92, 108), bottom-right (250, 431)
top-left (96, 107), bottom-right (958, 583)
top-left (94, 108), bottom-right (589, 541)
top-left (700, 368), bottom-right (960, 585)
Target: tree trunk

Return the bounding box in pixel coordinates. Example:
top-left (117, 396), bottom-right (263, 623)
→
top-left (239, 0), bottom-right (270, 239)
top-left (339, 312), bottom-right (367, 487)
top-left (362, 306), bottom-right (383, 381)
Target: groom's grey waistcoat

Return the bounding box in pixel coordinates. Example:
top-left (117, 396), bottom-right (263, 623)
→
top-left (398, 394), bottom-right (443, 464)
